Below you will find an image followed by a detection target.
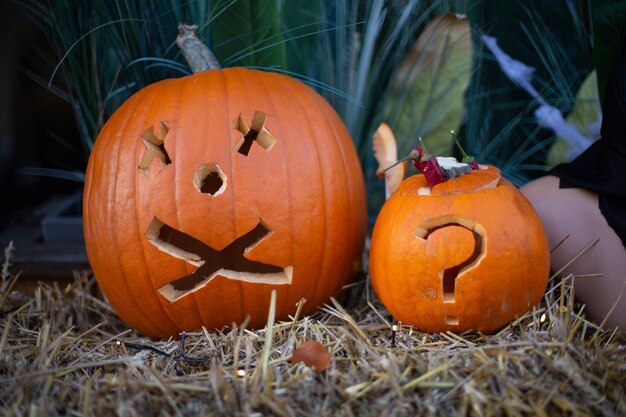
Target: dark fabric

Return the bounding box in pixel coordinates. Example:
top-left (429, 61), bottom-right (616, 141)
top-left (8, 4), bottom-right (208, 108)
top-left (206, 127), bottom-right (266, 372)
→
top-left (549, 30), bottom-right (626, 248)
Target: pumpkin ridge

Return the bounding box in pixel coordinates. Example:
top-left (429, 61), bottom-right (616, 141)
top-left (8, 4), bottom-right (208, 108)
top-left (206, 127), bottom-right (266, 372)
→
top-left (279, 72), bottom-right (331, 308)
top-left (109, 87), bottom-right (168, 337)
top-left (179, 71), bottom-right (217, 328)
top-left (223, 69), bottom-right (238, 245)
top-left (224, 70), bottom-right (237, 257)
top-left (93, 101), bottom-right (136, 329)
top-left (143, 72), bottom-right (194, 328)
top-left (254, 71), bottom-right (308, 314)
top-left (214, 69), bottom-right (249, 323)
top-left (244, 68), bottom-right (280, 317)
top-left (198, 69), bottom-right (241, 324)
top-left (327, 97), bottom-right (367, 288)
top-left (226, 68), bottom-right (271, 324)
top-left (107, 85), bottom-right (178, 337)
top-left (214, 69), bottom-right (234, 321)
top-left (301, 79), bottom-right (365, 298)
top-left (224, 68), bottom-right (275, 322)
top-left (133, 79), bottom-right (189, 335)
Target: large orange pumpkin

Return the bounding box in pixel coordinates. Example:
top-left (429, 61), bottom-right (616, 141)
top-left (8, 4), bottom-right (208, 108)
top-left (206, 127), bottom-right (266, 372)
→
top-left (83, 68), bottom-right (367, 339)
top-left (370, 166), bottom-right (549, 333)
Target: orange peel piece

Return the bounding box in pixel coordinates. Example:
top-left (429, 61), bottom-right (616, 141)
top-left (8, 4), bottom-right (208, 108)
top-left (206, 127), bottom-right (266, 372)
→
top-left (373, 123), bottom-right (407, 196)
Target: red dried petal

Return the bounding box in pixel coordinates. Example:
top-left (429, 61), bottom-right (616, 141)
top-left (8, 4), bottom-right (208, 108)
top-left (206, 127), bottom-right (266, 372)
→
top-left (408, 147), bottom-right (447, 187)
top-left (421, 156), bottom-right (445, 187)
top-left (411, 147), bottom-right (426, 171)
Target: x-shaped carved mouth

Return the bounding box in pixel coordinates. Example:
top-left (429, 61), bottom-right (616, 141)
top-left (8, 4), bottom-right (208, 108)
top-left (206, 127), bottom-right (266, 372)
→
top-left (146, 218), bottom-right (293, 302)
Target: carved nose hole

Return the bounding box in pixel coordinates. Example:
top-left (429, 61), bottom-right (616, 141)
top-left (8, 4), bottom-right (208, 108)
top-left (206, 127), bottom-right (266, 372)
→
top-left (194, 163), bottom-right (226, 196)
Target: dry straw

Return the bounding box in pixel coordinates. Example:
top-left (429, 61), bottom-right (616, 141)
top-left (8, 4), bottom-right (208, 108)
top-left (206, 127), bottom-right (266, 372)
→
top-left (0, 241), bottom-right (624, 416)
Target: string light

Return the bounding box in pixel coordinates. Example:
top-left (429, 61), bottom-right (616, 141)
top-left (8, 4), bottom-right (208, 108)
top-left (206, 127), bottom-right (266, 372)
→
top-left (391, 324), bottom-right (399, 348)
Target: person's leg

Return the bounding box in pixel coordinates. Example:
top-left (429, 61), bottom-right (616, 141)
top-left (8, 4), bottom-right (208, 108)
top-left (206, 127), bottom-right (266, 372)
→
top-left (521, 176), bottom-right (626, 330)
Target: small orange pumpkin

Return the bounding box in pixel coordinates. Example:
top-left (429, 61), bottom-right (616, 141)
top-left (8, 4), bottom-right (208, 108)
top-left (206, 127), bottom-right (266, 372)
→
top-left (369, 166), bottom-right (549, 333)
top-left (83, 67), bottom-right (367, 339)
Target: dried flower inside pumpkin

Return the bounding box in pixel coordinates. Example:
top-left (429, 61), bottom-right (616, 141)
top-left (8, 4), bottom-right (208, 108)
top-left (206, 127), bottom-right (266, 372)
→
top-left (384, 133), bottom-right (479, 187)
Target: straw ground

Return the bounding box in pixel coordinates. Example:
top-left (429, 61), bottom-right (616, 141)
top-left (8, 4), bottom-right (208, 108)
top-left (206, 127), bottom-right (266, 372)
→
top-left (1, 241), bottom-right (624, 417)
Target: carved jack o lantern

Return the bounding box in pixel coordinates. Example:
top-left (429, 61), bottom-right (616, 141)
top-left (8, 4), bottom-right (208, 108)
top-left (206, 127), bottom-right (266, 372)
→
top-left (83, 68), bottom-right (367, 339)
top-left (370, 166), bottom-right (550, 333)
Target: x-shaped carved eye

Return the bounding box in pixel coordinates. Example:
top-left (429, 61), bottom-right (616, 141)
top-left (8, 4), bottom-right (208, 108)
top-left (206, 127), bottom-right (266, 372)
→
top-left (139, 121), bottom-right (171, 172)
top-left (146, 218), bottom-right (293, 302)
top-left (232, 111), bottom-right (277, 156)
top-left (138, 111), bottom-right (278, 174)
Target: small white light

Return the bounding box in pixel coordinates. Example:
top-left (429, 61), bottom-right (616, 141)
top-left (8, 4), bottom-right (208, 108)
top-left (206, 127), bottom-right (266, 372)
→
top-left (237, 369), bottom-right (246, 377)
top-left (540, 313), bottom-right (547, 323)
top-left (392, 325), bottom-right (399, 332)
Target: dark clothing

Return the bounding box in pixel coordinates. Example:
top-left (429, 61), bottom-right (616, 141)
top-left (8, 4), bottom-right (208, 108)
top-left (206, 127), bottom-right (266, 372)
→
top-left (550, 31), bottom-right (626, 248)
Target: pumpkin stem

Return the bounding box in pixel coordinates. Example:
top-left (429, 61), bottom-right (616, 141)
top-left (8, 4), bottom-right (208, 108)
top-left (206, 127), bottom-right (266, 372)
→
top-left (176, 24), bottom-right (221, 72)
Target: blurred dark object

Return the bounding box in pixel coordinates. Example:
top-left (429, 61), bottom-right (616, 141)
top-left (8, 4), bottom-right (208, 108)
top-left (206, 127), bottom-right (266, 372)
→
top-left (0, 2), bottom-right (87, 279)
top-left (0, 190), bottom-right (88, 280)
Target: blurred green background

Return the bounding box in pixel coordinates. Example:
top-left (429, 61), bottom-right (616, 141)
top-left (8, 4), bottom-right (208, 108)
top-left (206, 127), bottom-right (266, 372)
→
top-left (2, 0), bottom-right (625, 225)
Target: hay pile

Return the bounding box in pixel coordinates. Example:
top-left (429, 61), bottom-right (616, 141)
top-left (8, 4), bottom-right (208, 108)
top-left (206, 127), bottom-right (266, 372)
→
top-left (1, 242), bottom-right (625, 417)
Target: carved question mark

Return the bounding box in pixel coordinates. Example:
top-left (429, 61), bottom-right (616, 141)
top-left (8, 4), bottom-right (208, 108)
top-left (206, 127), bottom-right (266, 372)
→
top-left (415, 216), bottom-right (486, 326)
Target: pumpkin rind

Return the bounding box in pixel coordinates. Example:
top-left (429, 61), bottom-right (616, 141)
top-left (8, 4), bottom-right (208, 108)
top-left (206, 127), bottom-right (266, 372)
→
top-left (83, 68), bottom-right (367, 338)
top-left (370, 167), bottom-right (549, 333)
